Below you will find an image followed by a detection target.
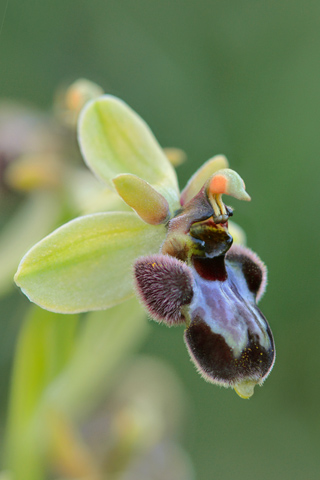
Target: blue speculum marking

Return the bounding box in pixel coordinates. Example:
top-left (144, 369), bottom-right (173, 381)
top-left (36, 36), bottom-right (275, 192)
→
top-left (185, 255), bottom-right (274, 387)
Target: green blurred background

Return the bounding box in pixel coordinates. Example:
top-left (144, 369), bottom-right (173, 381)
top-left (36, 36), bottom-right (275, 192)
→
top-left (1, 1), bottom-right (320, 478)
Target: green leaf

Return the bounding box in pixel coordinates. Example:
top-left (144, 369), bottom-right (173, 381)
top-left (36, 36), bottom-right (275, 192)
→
top-left (15, 212), bottom-right (166, 313)
top-left (78, 95), bottom-right (180, 210)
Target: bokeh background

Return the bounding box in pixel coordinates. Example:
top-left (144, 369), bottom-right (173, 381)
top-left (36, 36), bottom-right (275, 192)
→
top-left (1, 1), bottom-right (320, 479)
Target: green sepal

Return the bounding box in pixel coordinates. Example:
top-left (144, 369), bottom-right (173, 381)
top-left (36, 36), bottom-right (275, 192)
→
top-left (14, 212), bottom-right (166, 313)
top-left (78, 95), bottom-right (180, 210)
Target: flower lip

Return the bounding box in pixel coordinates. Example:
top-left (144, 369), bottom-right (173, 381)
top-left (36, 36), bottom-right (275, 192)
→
top-left (182, 242), bottom-right (275, 396)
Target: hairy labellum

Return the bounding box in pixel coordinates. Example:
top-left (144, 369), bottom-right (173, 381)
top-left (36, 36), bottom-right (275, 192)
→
top-left (134, 243), bottom-right (274, 398)
top-left (133, 171), bottom-right (275, 398)
top-left (184, 244), bottom-right (274, 397)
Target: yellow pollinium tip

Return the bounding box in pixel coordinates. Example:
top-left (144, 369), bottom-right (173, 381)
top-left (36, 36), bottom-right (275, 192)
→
top-left (234, 380), bottom-right (257, 399)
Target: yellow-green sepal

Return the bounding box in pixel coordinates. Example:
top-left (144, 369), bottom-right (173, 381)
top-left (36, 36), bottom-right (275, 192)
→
top-left (78, 95), bottom-right (180, 211)
top-left (14, 212), bottom-right (166, 313)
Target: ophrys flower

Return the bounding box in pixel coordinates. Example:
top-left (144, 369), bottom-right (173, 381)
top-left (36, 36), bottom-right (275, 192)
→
top-left (14, 95), bottom-right (275, 398)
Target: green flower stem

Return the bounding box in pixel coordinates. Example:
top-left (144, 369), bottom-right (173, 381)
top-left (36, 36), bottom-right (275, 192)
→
top-left (46, 298), bottom-right (148, 422)
top-left (78, 96), bottom-right (180, 211)
top-left (5, 307), bottom-right (78, 480)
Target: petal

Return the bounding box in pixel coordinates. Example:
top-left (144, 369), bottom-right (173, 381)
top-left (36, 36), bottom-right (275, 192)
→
top-left (78, 95), bottom-right (180, 210)
top-left (113, 174), bottom-right (170, 225)
top-left (134, 254), bottom-right (194, 326)
top-left (14, 212), bottom-right (166, 313)
top-left (180, 155), bottom-right (229, 205)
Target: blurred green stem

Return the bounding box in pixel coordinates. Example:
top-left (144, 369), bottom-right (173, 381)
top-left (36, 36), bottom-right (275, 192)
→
top-left (46, 298), bottom-right (148, 421)
top-left (5, 299), bottom-right (147, 480)
top-left (5, 307), bottom-right (78, 480)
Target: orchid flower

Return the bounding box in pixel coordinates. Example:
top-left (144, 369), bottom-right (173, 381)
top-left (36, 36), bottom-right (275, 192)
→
top-left (14, 96), bottom-right (275, 398)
